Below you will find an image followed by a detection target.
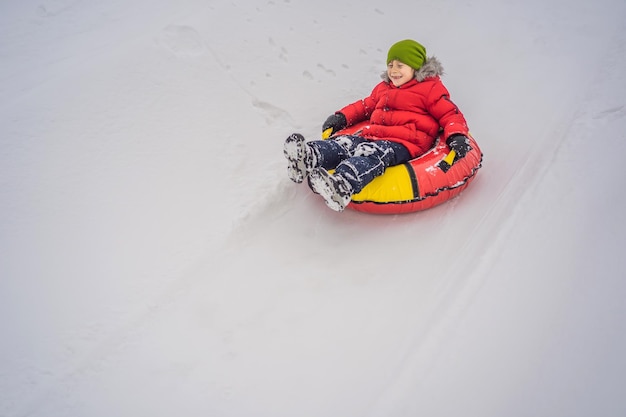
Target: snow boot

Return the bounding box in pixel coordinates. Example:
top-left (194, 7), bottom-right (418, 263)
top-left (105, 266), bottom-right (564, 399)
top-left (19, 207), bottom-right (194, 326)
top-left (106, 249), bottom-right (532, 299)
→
top-left (307, 167), bottom-right (353, 212)
top-left (284, 133), bottom-right (316, 183)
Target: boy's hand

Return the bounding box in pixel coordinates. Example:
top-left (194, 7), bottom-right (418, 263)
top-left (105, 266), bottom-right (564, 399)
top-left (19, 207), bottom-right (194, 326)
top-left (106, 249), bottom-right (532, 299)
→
top-left (446, 134), bottom-right (472, 159)
top-left (322, 113), bottom-right (347, 139)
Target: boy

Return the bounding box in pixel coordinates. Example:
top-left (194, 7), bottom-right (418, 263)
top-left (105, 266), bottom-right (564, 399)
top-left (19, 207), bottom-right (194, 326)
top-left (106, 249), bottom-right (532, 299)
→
top-left (284, 39), bottom-right (471, 211)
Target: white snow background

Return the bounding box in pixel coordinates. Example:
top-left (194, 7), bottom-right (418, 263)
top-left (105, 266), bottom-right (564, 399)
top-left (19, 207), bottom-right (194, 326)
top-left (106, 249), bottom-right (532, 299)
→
top-left (1, 0), bottom-right (625, 416)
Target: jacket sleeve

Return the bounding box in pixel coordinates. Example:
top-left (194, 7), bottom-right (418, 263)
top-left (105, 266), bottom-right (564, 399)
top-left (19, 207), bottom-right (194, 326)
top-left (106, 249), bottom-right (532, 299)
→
top-left (426, 80), bottom-right (469, 140)
top-left (337, 82), bottom-right (385, 126)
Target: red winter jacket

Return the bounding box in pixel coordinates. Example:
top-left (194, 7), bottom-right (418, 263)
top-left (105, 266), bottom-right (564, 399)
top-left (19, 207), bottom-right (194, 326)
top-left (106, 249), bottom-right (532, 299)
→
top-left (337, 57), bottom-right (469, 158)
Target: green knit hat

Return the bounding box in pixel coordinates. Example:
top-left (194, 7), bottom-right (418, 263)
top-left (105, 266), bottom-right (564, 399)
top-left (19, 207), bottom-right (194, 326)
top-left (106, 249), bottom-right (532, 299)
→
top-left (387, 39), bottom-right (427, 70)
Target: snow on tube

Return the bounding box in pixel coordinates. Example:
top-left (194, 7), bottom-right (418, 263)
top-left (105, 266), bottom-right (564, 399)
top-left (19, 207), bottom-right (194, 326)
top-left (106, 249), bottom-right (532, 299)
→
top-left (330, 122), bottom-right (483, 214)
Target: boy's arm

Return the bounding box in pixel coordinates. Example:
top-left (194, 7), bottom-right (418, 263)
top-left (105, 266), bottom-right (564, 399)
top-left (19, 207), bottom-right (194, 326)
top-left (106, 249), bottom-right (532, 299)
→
top-left (337, 82), bottom-right (384, 126)
top-left (427, 80), bottom-right (472, 166)
top-left (426, 81), bottom-right (469, 140)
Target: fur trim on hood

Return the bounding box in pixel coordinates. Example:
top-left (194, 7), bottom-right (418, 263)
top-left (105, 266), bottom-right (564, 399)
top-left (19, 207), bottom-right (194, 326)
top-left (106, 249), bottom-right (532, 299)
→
top-left (381, 56), bottom-right (444, 83)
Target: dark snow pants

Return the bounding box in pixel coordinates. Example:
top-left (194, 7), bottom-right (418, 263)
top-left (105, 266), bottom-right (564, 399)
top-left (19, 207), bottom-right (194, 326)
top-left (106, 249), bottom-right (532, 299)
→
top-left (307, 135), bottom-right (411, 194)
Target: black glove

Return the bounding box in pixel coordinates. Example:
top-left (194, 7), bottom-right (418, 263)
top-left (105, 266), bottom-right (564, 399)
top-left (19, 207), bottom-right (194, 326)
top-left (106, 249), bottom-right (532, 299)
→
top-left (446, 134), bottom-right (472, 159)
top-left (322, 113), bottom-right (347, 138)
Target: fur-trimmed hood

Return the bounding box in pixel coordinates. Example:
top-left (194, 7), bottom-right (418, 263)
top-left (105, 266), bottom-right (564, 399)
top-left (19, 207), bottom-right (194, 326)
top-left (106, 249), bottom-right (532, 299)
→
top-left (381, 56), bottom-right (444, 83)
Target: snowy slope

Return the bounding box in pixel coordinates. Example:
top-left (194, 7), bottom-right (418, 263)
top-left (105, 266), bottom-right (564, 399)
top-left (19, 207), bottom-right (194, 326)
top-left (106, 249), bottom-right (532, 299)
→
top-left (1, 1), bottom-right (625, 416)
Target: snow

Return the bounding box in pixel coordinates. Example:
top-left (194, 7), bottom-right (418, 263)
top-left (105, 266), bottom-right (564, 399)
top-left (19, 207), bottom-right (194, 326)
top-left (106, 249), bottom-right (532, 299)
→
top-left (1, 0), bottom-right (625, 416)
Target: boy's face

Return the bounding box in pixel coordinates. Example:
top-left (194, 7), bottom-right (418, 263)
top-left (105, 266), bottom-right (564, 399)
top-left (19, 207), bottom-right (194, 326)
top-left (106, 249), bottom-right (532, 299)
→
top-left (387, 60), bottom-right (415, 87)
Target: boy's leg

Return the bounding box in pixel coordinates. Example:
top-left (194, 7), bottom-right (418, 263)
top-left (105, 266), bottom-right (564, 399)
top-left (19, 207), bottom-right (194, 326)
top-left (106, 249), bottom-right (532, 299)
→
top-left (284, 134), bottom-right (366, 183)
top-left (334, 140), bottom-right (411, 193)
top-left (308, 140), bottom-right (411, 211)
top-left (309, 135), bottom-right (366, 169)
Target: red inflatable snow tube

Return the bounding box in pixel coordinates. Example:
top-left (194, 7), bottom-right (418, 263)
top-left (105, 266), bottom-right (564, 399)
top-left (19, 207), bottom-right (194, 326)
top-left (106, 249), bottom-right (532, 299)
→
top-left (333, 122), bottom-right (483, 214)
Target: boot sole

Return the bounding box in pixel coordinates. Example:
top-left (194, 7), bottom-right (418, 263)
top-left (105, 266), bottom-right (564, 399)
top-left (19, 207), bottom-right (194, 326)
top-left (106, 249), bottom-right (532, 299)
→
top-left (308, 168), bottom-right (350, 212)
top-left (283, 133), bottom-right (307, 183)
